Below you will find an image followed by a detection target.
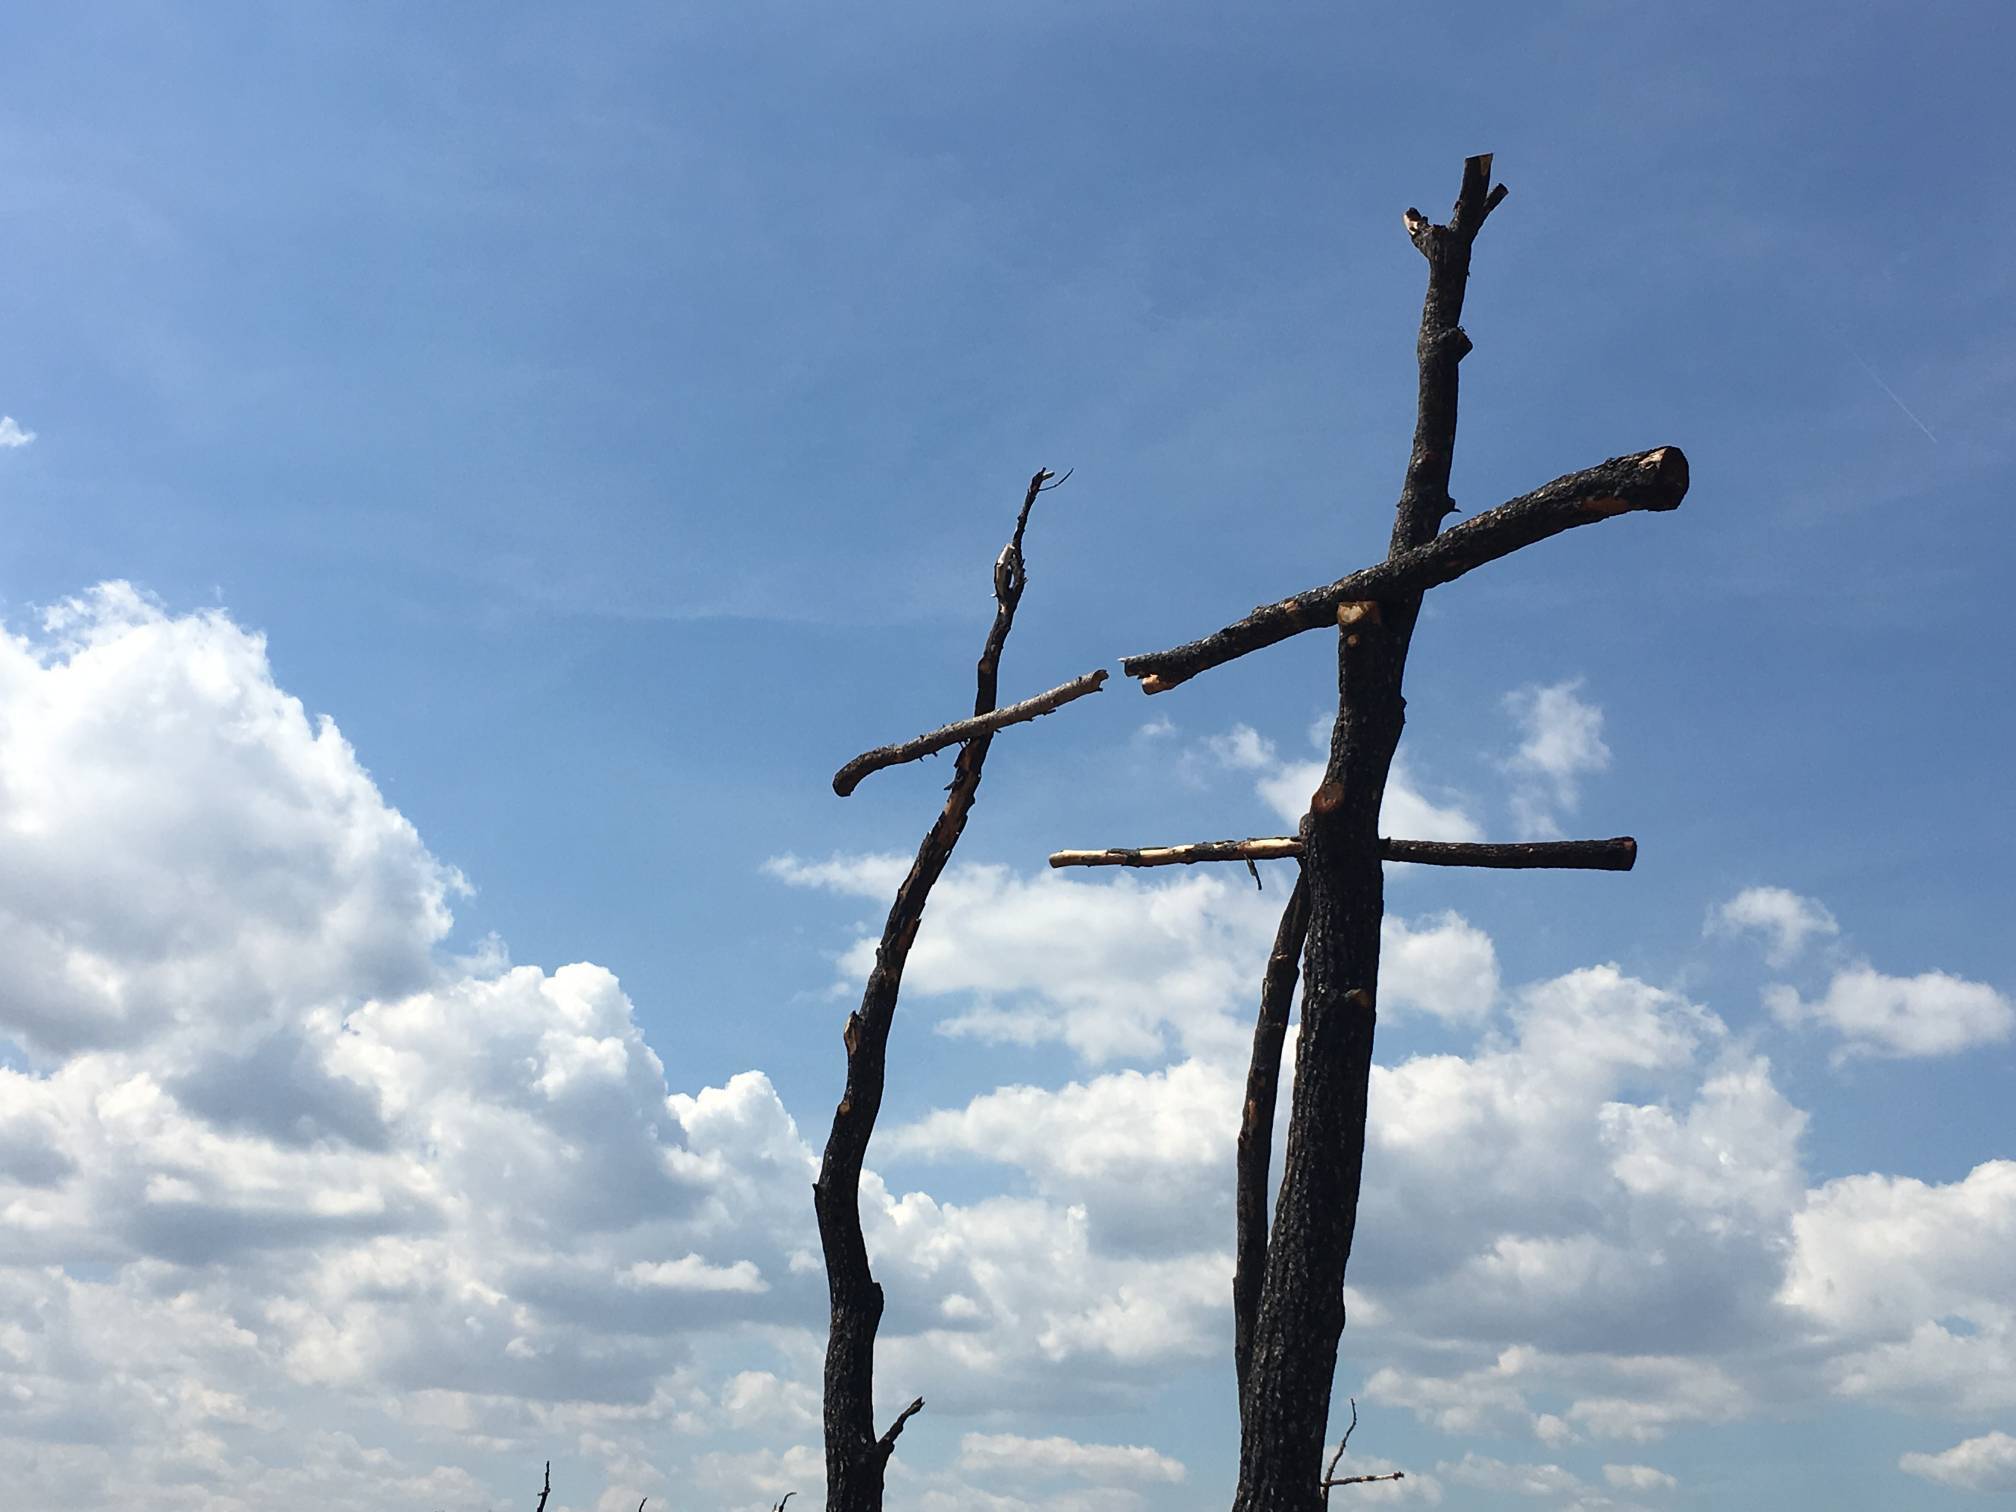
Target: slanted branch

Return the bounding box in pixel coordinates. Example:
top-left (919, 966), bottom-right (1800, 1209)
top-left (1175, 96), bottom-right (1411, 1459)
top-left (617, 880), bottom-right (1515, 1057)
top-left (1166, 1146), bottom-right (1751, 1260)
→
top-left (878, 1396), bottom-right (925, 1454)
top-left (833, 670), bottom-right (1107, 796)
top-left (1121, 446), bottom-right (1688, 693)
top-left (1051, 835), bottom-right (1637, 871)
top-left (813, 469), bottom-right (1081, 1512)
top-left (1235, 868), bottom-right (1310, 1404)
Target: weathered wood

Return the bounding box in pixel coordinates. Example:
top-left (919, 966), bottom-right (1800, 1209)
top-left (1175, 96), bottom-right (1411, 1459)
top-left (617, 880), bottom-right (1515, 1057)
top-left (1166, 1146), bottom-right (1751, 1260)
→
top-left (813, 470), bottom-right (1053, 1512)
top-left (833, 669), bottom-right (1108, 796)
top-left (1050, 836), bottom-right (1637, 871)
top-left (1121, 446), bottom-right (1687, 693)
top-left (1051, 837), bottom-right (1304, 869)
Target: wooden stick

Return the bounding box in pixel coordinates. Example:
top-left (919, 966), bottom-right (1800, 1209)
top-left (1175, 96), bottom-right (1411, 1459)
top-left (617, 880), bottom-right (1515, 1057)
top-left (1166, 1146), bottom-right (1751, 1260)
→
top-left (1120, 446), bottom-right (1688, 694)
top-left (1050, 836), bottom-right (1637, 871)
top-left (833, 669), bottom-right (1107, 796)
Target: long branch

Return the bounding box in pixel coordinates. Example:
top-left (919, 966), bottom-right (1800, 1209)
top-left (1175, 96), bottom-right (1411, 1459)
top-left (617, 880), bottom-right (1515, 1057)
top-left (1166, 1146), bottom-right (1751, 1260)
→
top-left (1051, 836), bottom-right (1636, 871)
top-left (1120, 445), bottom-right (1688, 693)
top-left (812, 468), bottom-right (1051, 1512)
top-left (833, 669), bottom-right (1108, 796)
top-left (1234, 868), bottom-right (1309, 1405)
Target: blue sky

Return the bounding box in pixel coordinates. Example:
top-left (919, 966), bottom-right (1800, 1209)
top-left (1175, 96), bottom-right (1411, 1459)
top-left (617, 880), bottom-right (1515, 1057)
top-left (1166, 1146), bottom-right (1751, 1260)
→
top-left (1, 4), bottom-right (2011, 1509)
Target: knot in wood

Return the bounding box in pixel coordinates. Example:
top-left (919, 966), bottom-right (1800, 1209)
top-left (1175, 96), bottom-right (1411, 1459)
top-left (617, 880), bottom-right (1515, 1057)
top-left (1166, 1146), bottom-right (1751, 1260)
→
top-left (1310, 780), bottom-right (1345, 815)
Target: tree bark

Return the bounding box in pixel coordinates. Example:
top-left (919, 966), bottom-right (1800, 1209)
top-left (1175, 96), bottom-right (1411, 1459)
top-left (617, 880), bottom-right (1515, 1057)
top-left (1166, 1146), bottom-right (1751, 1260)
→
top-left (812, 470), bottom-right (1051, 1512)
top-left (1232, 154), bottom-right (1505, 1512)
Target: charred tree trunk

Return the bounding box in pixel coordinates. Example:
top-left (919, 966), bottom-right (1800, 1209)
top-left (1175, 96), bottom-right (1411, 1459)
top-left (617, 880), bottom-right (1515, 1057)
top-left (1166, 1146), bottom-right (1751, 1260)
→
top-left (1100, 151), bottom-right (1685, 1510)
top-left (1232, 155), bottom-right (1506, 1512)
top-left (812, 471), bottom-right (1052, 1512)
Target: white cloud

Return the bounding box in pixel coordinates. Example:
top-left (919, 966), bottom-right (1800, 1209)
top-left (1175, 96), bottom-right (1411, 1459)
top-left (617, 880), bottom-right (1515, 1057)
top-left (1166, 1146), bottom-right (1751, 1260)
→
top-left (1767, 965), bottom-right (2012, 1058)
top-left (0, 584), bottom-right (460, 1056)
top-left (0, 415), bottom-right (34, 448)
top-left (1503, 680), bottom-right (1610, 835)
top-left (1707, 886), bottom-right (1840, 966)
top-left (1899, 1430), bottom-right (2016, 1492)
top-left (1381, 910), bottom-right (1500, 1023)
top-left (1437, 1452), bottom-right (1587, 1497)
top-left (1206, 723), bottom-right (1275, 771)
top-left (2, 582), bottom-right (2008, 1508)
top-left (774, 855), bottom-right (1281, 1063)
top-left (1603, 1462), bottom-right (1677, 1490)
top-left (957, 1431), bottom-right (1186, 1484)
top-left (1780, 1161), bottom-right (2016, 1338)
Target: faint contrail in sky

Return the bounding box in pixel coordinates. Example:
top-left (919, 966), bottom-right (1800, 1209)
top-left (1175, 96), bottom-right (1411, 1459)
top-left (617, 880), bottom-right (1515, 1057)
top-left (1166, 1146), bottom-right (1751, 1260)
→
top-left (1831, 328), bottom-right (1939, 445)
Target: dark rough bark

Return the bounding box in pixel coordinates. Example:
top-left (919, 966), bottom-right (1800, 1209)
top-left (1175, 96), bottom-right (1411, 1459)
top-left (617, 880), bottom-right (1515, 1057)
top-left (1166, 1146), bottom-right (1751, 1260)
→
top-left (1234, 867), bottom-right (1310, 1406)
top-left (832, 668), bottom-right (1107, 796)
top-left (1233, 154), bottom-right (1505, 1512)
top-left (812, 470), bottom-right (1051, 1512)
top-left (1050, 836), bottom-right (1636, 871)
top-left (1119, 444), bottom-right (1685, 694)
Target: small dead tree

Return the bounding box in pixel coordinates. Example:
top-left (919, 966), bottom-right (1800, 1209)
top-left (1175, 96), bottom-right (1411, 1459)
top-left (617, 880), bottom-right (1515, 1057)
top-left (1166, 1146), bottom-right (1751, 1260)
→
top-left (1052, 155), bottom-right (1689, 1510)
top-left (813, 470), bottom-right (1104, 1512)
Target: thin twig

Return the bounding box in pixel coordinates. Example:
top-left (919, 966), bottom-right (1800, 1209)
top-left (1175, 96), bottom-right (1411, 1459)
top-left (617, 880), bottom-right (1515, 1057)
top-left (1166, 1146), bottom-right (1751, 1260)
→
top-left (1318, 1399), bottom-right (1406, 1497)
top-left (1324, 1398), bottom-right (1359, 1485)
top-left (534, 1461), bottom-right (551, 1512)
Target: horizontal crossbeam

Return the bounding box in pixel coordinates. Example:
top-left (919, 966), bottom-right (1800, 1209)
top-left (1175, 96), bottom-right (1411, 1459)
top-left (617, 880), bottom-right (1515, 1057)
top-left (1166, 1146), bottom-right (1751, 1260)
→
top-left (1050, 835), bottom-right (1637, 871)
top-left (1120, 448), bottom-right (1688, 693)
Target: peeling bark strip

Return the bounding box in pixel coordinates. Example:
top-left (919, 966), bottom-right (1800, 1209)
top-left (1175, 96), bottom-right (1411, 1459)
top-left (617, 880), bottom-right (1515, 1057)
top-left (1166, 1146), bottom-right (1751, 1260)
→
top-left (832, 668), bottom-right (1108, 796)
top-left (812, 470), bottom-right (1059, 1512)
top-left (1121, 446), bottom-right (1686, 693)
top-left (1234, 868), bottom-right (1309, 1404)
top-left (1050, 836), bottom-right (1636, 871)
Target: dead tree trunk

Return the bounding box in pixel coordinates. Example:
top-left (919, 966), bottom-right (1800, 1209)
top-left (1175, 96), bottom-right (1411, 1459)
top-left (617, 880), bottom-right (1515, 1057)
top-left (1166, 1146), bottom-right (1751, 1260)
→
top-left (812, 469), bottom-right (1102, 1512)
top-left (1232, 156), bottom-right (1502, 1510)
top-left (1073, 154), bottom-right (1687, 1510)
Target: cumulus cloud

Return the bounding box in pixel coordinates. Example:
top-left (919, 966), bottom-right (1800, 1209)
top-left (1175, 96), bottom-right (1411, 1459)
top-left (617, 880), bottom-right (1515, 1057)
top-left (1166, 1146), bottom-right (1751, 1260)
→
top-left (0, 583), bottom-right (460, 1056)
top-left (773, 854), bottom-right (1282, 1063)
top-left (1381, 910), bottom-right (1499, 1023)
top-left (5, 583), bottom-right (2010, 1508)
top-left (0, 415), bottom-right (34, 447)
top-left (1603, 1462), bottom-right (1677, 1490)
top-left (956, 1432), bottom-right (1186, 1484)
top-left (1706, 886), bottom-right (1840, 966)
top-left (1502, 680), bottom-right (1610, 835)
top-left (1767, 965), bottom-right (2012, 1058)
top-left (1900, 1430), bottom-right (2016, 1492)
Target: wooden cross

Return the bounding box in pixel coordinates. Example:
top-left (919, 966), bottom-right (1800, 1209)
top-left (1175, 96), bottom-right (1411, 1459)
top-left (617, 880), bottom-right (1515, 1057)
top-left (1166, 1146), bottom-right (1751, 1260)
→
top-left (1050, 154), bottom-right (1690, 1511)
top-left (812, 468), bottom-right (1105, 1512)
